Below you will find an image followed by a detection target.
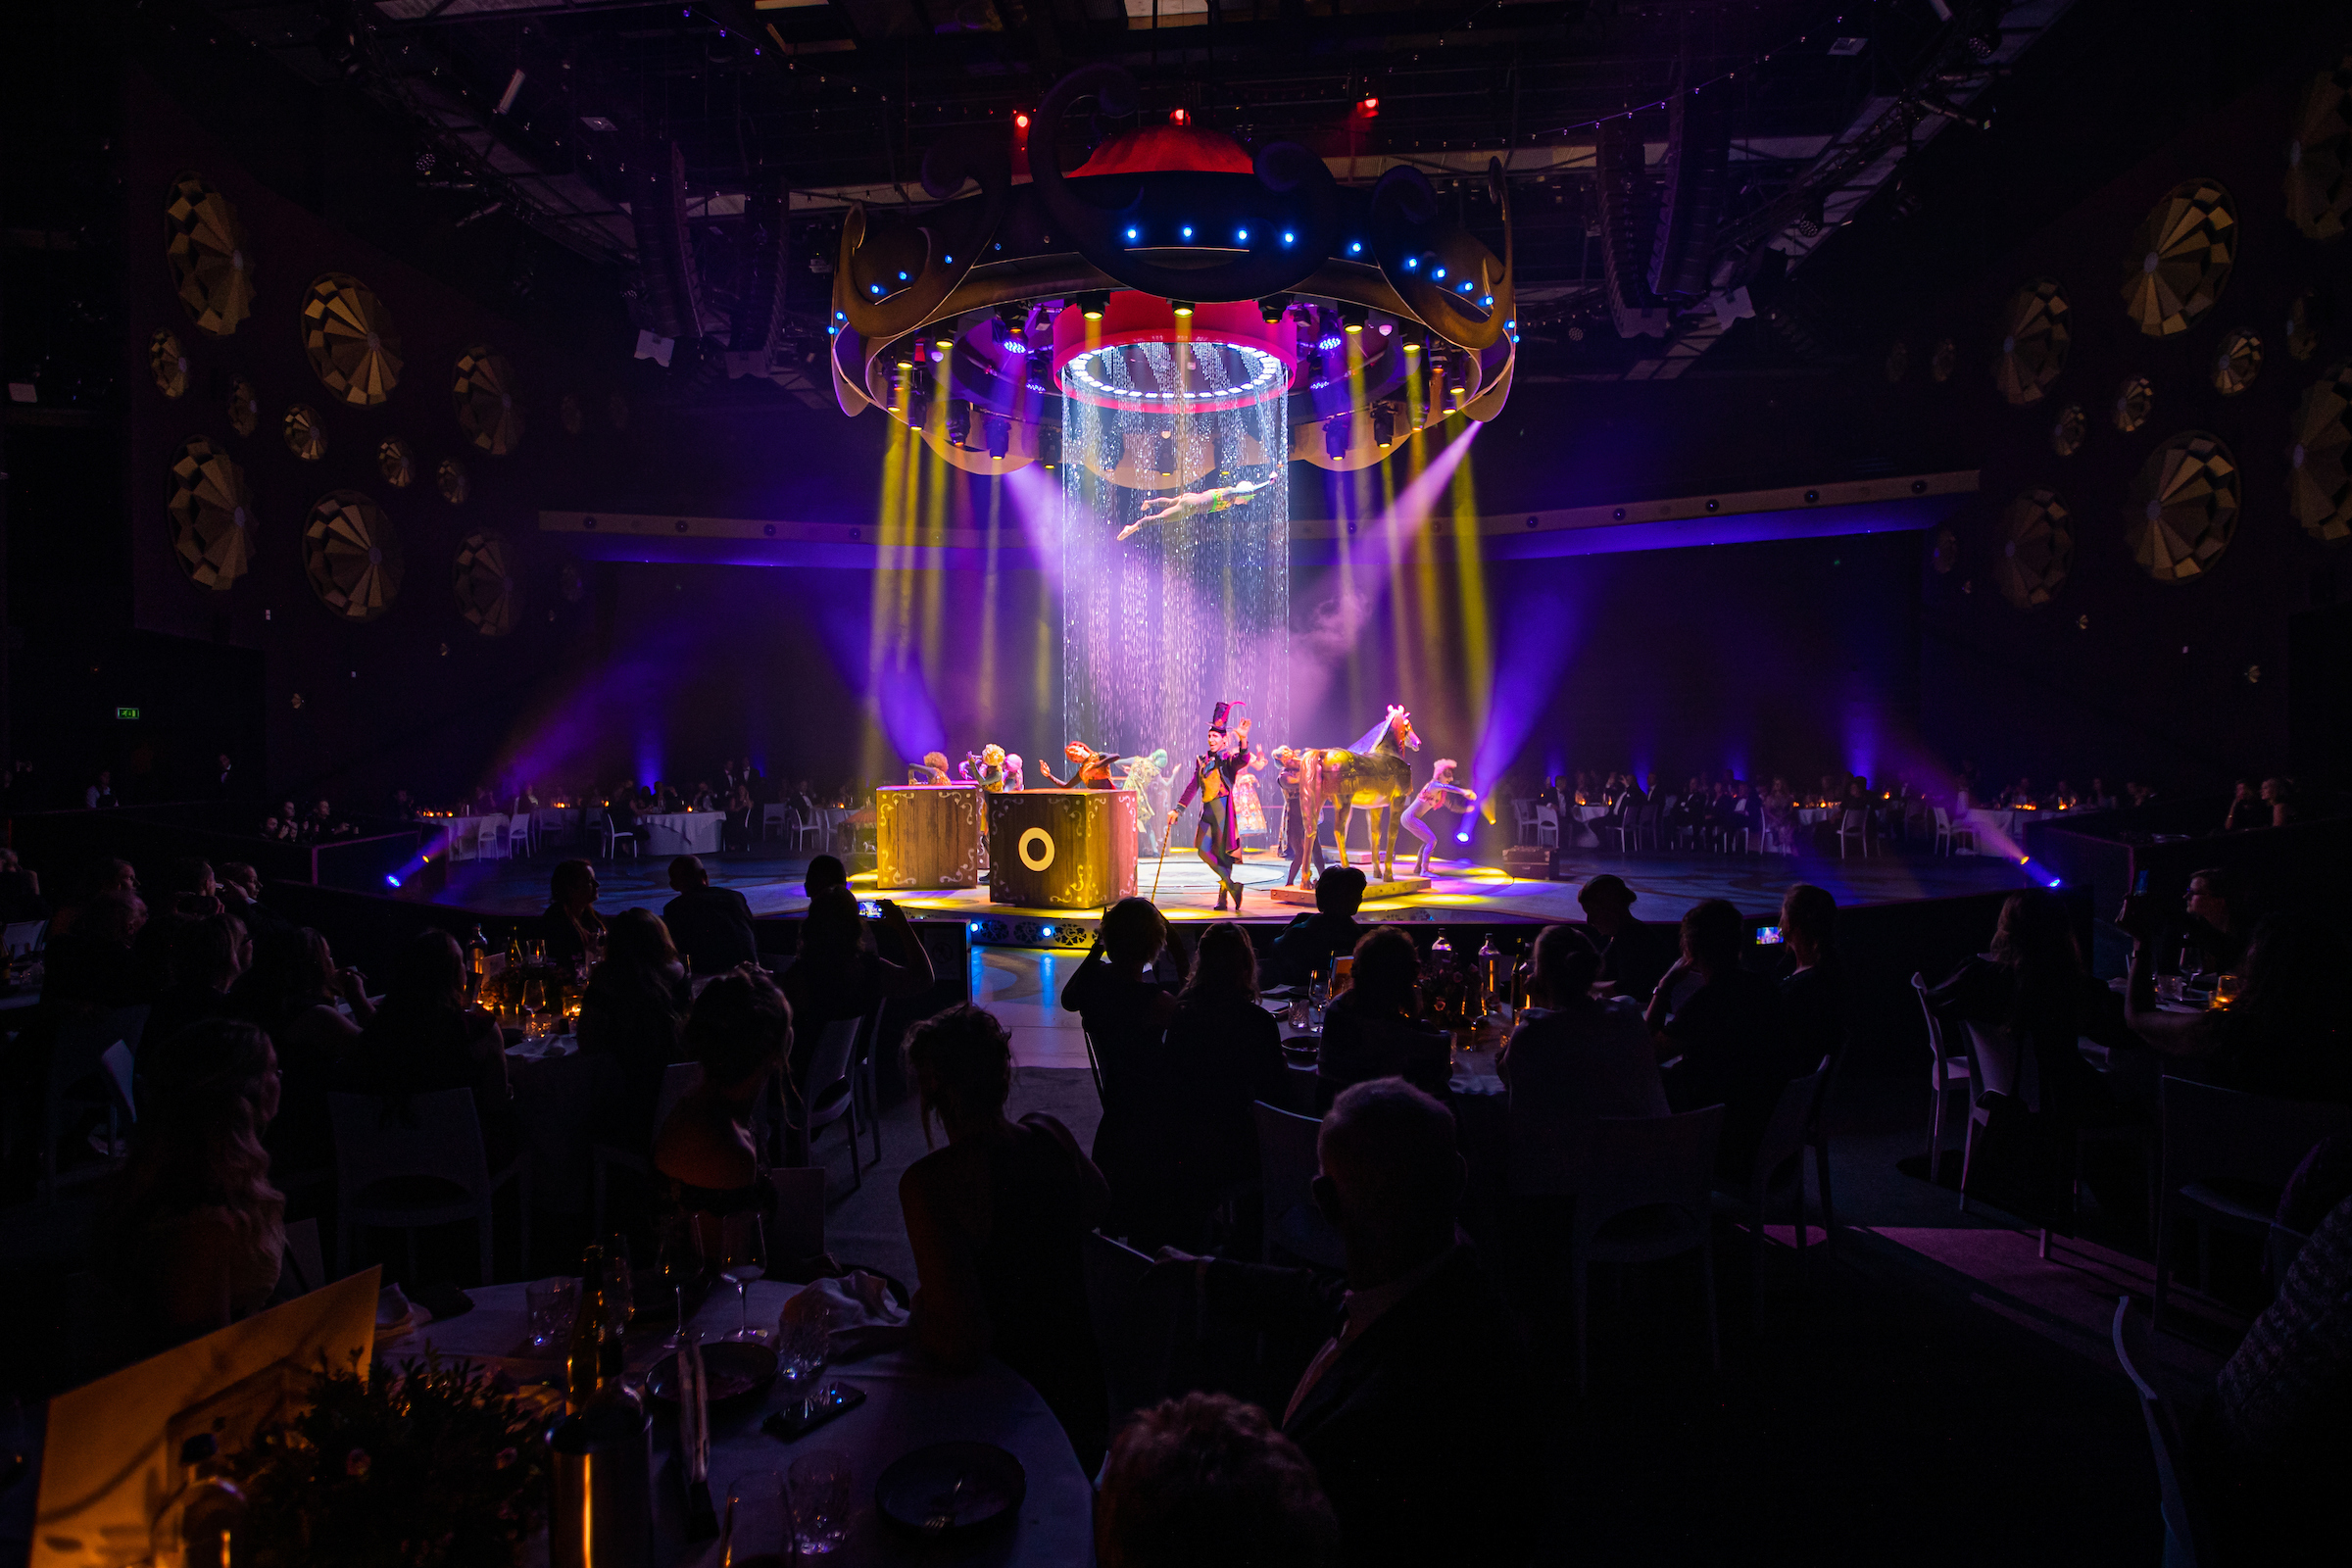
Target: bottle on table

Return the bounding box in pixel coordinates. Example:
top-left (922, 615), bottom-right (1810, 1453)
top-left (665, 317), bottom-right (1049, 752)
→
top-left (466, 924), bottom-right (489, 1001)
top-left (1308, 969), bottom-right (1327, 1031)
top-left (548, 1245), bottom-right (654, 1568)
top-left (150, 1432), bottom-right (247, 1568)
top-left (1477, 933), bottom-right (1503, 1020)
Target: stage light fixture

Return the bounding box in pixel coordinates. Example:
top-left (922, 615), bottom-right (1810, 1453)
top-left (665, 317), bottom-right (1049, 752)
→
top-left (985, 416), bottom-right (1010, 460)
top-left (1793, 196), bottom-right (1826, 238)
top-left (1153, 434), bottom-right (1177, 475)
top-left (934, 333), bottom-right (955, 351)
top-left (1340, 304), bottom-right (1367, 334)
top-left (1257, 295), bottom-right (1290, 323)
top-left (1125, 225), bottom-right (1141, 242)
top-left (1014, 111), bottom-right (1031, 129)
top-left (1170, 299), bottom-right (1196, 318)
top-left (1358, 95), bottom-right (1380, 115)
top-left (947, 399), bottom-right (972, 447)
top-left (1038, 425), bottom-right (1061, 469)
top-left (1324, 415), bottom-right (1350, 460)
top-left (1373, 404), bottom-right (1395, 447)
top-left (1079, 291), bottom-right (1108, 320)
top-left (1169, 108), bottom-right (1190, 126)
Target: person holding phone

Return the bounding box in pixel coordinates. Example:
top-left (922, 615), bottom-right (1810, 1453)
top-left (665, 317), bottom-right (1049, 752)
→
top-left (778, 887), bottom-right (936, 1141)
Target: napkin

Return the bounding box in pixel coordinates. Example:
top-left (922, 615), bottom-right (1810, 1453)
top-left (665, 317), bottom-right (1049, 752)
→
top-left (781, 1270), bottom-right (911, 1361)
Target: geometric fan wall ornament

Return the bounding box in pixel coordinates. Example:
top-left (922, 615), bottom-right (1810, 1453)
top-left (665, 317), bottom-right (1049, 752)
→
top-left (2051, 403), bottom-right (2088, 457)
top-left (1931, 338), bottom-right (1956, 382)
top-left (2121, 178), bottom-right (2237, 337)
top-left (299, 273), bottom-right (403, 406)
top-left (377, 436), bottom-right (416, 488)
top-left (1886, 342), bottom-right (1910, 384)
top-left (2127, 431), bottom-right (2240, 583)
top-left (227, 375), bottom-right (261, 437)
top-left (1930, 525), bottom-right (1959, 574)
top-left (452, 345), bottom-right (524, 455)
top-left (301, 490), bottom-right (404, 621)
top-left (2114, 375), bottom-right (2154, 432)
top-left (438, 456), bottom-right (469, 505)
top-left (1995, 489), bottom-right (2074, 609)
top-left (561, 392), bottom-right (584, 435)
top-left (2212, 330), bottom-right (2262, 396)
top-left (2285, 56), bottom-right (2352, 241)
top-left (282, 403), bottom-right (328, 461)
top-left (2285, 290), bottom-right (2320, 363)
top-left (1993, 278), bottom-right (2071, 406)
top-left (2288, 361), bottom-right (2352, 546)
top-left (453, 529), bottom-right (519, 636)
top-left (150, 328), bottom-right (191, 398)
top-left (164, 172), bottom-right (254, 336)
top-left (166, 436), bottom-right (257, 590)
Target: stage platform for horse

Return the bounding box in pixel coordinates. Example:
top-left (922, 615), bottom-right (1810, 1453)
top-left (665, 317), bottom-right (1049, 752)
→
top-left (1264, 876), bottom-right (1430, 906)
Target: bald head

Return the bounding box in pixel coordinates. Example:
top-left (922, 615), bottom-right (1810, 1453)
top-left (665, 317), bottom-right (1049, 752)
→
top-left (1316, 1079), bottom-right (1463, 1276)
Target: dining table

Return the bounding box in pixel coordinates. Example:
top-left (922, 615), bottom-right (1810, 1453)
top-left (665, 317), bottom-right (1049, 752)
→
top-left (637, 810), bottom-right (727, 857)
top-left (504, 1033), bottom-right (592, 1215)
top-left (373, 1277), bottom-right (1093, 1567)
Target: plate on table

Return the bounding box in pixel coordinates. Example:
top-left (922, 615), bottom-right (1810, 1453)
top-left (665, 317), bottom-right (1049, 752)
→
top-left (642, 1341), bottom-right (777, 1419)
top-left (876, 1442), bottom-right (1026, 1536)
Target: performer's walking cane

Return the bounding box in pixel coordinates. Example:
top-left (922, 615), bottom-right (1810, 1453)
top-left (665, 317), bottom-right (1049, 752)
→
top-left (1149, 810), bottom-right (1170, 904)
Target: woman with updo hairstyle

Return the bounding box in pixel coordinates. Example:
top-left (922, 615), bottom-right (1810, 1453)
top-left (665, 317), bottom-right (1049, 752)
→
top-left (101, 1018), bottom-right (286, 1345)
top-left (655, 965), bottom-right (792, 1230)
top-left (577, 907), bottom-right (690, 1151)
top-left (898, 1004), bottom-right (1109, 1468)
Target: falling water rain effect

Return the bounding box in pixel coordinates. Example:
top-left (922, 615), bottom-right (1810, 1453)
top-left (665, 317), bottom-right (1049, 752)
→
top-left (1059, 338), bottom-right (1290, 760)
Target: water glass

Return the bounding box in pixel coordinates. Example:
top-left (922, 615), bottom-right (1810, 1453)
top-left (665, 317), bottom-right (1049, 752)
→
top-left (2213, 973), bottom-right (2243, 1008)
top-left (723, 1468), bottom-right (787, 1568)
top-left (602, 1234), bottom-right (635, 1331)
top-left (525, 1276), bottom-right (578, 1350)
top-left (786, 1448), bottom-right (854, 1555)
top-left (775, 1306), bottom-right (833, 1422)
top-left (718, 1212), bottom-right (769, 1342)
top-left (655, 1215), bottom-right (703, 1348)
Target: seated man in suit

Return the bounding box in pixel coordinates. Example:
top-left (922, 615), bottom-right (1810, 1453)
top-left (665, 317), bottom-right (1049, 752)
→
top-left (1268, 866), bottom-right (1368, 989)
top-left (1155, 1080), bottom-right (1540, 1568)
top-left (662, 856), bottom-right (759, 975)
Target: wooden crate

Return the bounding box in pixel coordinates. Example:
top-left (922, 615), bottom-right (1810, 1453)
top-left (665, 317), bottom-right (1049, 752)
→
top-left (986, 789), bottom-right (1138, 909)
top-left (874, 784), bottom-right (984, 889)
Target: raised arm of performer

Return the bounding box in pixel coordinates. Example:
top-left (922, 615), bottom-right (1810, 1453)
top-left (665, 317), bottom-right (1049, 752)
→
top-left (1116, 479), bottom-right (1272, 541)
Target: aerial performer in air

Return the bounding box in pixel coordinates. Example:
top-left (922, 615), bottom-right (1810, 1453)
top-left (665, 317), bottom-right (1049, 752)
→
top-left (1400, 758), bottom-right (1479, 878)
top-left (1169, 703), bottom-right (1253, 911)
top-left (1115, 478), bottom-right (1274, 541)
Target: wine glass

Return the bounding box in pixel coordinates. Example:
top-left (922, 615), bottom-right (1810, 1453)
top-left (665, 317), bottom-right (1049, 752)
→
top-left (717, 1212), bottom-right (768, 1342)
top-left (775, 1303), bottom-right (833, 1425)
top-left (602, 1233), bottom-right (635, 1332)
top-left (655, 1216), bottom-right (703, 1348)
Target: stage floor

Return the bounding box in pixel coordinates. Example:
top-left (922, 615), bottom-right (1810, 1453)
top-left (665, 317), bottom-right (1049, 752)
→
top-left (426, 841), bottom-right (2034, 925)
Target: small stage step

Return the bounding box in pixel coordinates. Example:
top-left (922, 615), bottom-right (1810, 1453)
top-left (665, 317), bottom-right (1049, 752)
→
top-left (1267, 876), bottom-right (1433, 906)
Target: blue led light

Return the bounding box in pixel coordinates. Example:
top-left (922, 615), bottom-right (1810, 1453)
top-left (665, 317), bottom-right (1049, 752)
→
top-left (827, 324), bottom-right (839, 335)
top-left (869, 283), bottom-right (883, 294)
top-left (1458, 280), bottom-right (1473, 292)
top-left (1348, 240), bottom-right (1362, 254)
top-left (1125, 226), bottom-right (1139, 241)
top-left (1282, 230), bottom-right (1296, 245)
top-left (384, 874), bottom-right (403, 888)
top-left (834, 310), bottom-right (846, 320)
top-left (1405, 257), bottom-right (1419, 270)
top-left (1236, 227), bottom-right (1249, 242)
top-left (943, 255), bottom-right (953, 265)
top-left (898, 270), bottom-right (910, 280)
top-left (1181, 225), bottom-right (1194, 239)
top-left (1433, 266), bottom-right (1446, 279)
top-left (1482, 295), bottom-right (1494, 307)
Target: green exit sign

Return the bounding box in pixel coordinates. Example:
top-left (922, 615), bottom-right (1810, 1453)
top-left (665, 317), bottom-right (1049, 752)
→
top-left (115, 706), bottom-right (140, 720)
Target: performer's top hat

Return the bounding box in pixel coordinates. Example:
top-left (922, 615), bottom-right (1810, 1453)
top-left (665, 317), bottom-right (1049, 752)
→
top-left (1206, 700), bottom-right (1233, 734)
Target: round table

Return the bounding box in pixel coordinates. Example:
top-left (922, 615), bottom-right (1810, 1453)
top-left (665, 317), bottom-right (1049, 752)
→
top-left (638, 811), bottom-right (726, 857)
top-left (505, 1035), bottom-right (591, 1216)
top-left (376, 1278), bottom-right (1092, 1567)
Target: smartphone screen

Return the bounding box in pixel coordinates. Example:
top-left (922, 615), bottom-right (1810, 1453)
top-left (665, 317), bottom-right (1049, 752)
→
top-left (857, 899), bottom-right (883, 918)
top-left (2132, 868), bottom-right (2151, 895)
top-left (1755, 925), bottom-right (1784, 945)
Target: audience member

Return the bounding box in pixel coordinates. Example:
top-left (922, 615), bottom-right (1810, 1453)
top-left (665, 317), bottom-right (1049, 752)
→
top-left (344, 930), bottom-right (514, 1167)
top-left (1318, 928), bottom-right (1448, 1099)
top-left (2224, 779), bottom-right (2264, 833)
top-left (39, 889), bottom-right (145, 1009)
top-left (2120, 903), bottom-right (2351, 1103)
top-left (0, 848), bottom-right (45, 923)
top-left (899, 1004), bottom-right (1110, 1464)
top-left (236, 926), bottom-right (368, 1176)
top-left (540, 858), bottom-right (608, 968)
top-left (1061, 898), bottom-right (1187, 1242)
top-left (2177, 865), bottom-right (2249, 972)
top-left (48, 858), bottom-right (136, 939)
top-left (141, 913), bottom-right (252, 1068)
top-left (100, 1018), bottom-right (284, 1347)
top-left (213, 860), bottom-right (293, 944)
top-left (84, 769), bottom-right (119, 810)
top-left (578, 908), bottom-right (692, 1149)
top-left (662, 856), bottom-right (759, 975)
top-left (1095, 1393), bottom-right (1339, 1568)
top-left (1157, 923), bottom-right (1290, 1244)
top-left (780, 886), bottom-right (936, 1088)
top-left (654, 965), bottom-right (791, 1231)
top-left (2261, 775), bottom-right (2298, 827)
top-left (1268, 867), bottom-right (1367, 988)
top-left (1171, 1080), bottom-right (1535, 1568)
top-left (1577, 873), bottom-right (1673, 1001)
top-left (1645, 899), bottom-right (1793, 1173)
top-left (1497, 925), bottom-right (1666, 1195)
top-left (1777, 883), bottom-right (1844, 1072)
top-left (803, 854), bottom-right (849, 898)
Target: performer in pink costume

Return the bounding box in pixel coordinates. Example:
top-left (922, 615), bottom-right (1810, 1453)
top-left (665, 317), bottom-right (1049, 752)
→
top-left (1399, 758), bottom-right (1478, 877)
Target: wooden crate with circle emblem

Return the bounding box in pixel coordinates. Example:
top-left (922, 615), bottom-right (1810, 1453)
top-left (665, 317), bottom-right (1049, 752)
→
top-left (985, 788), bottom-right (1138, 909)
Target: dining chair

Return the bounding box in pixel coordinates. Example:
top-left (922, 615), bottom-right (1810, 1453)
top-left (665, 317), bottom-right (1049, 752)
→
top-left (2112, 1296), bottom-right (2214, 1566)
top-left (590, 1060), bottom-right (705, 1236)
top-left (328, 1088), bottom-right (530, 1286)
top-left (280, 1216), bottom-right (327, 1298)
top-left (2, 919), bottom-right (46, 956)
top-left (38, 1004), bottom-right (149, 1200)
top-left (848, 999), bottom-right (890, 1167)
top-left (600, 809), bottom-right (639, 859)
top-left (2153, 1078), bottom-right (2352, 1331)
top-left (1836, 808), bottom-right (1870, 859)
top-left (1571, 1104), bottom-right (1726, 1394)
top-left (1535, 804), bottom-right (1560, 848)
top-left (1957, 1018), bottom-right (2038, 1215)
top-left (793, 1017), bottom-right (864, 1191)
top-left (1081, 1230), bottom-right (1185, 1435)
top-left (1512, 799), bottom-right (1537, 845)
top-left (1640, 796), bottom-right (1671, 851)
top-left (1713, 1070), bottom-right (1827, 1323)
top-left (1253, 1100), bottom-right (1344, 1270)
top-left (476, 812), bottom-right (513, 861)
top-left (1802, 1049), bottom-right (1843, 1252)
top-left (1910, 974), bottom-right (1972, 1185)
top-left (785, 808), bottom-right (821, 852)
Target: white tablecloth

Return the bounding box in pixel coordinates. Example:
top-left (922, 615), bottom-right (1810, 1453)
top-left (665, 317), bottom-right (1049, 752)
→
top-left (638, 811), bottom-right (726, 857)
top-left (375, 1279), bottom-right (1091, 1567)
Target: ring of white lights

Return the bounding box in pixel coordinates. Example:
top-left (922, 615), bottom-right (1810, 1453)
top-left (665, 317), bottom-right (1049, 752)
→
top-left (1018, 827), bottom-right (1056, 871)
top-left (1057, 340), bottom-right (1291, 414)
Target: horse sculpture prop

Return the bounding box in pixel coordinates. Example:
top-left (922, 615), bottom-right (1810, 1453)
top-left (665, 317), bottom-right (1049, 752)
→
top-left (1298, 705), bottom-right (1423, 883)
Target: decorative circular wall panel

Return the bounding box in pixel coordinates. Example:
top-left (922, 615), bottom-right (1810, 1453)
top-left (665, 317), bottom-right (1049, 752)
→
top-left (2288, 361), bottom-right (2352, 545)
top-left (2212, 330), bottom-right (2262, 396)
top-left (2113, 376), bottom-right (2154, 433)
top-left (282, 403), bottom-right (327, 461)
top-left (1992, 279), bottom-right (2070, 406)
top-left (561, 392), bottom-right (584, 435)
top-left (167, 436), bottom-right (256, 590)
top-left (301, 490), bottom-right (404, 621)
top-left (1885, 342), bottom-right (1909, 384)
top-left (452, 345), bottom-right (523, 455)
top-left (2051, 403), bottom-right (2087, 457)
top-left (437, 456), bottom-right (469, 505)
top-left (227, 375), bottom-right (261, 437)
top-left (2121, 179), bottom-right (2237, 337)
top-left (300, 272), bottom-right (403, 406)
top-left (1930, 338), bottom-right (1956, 382)
top-left (377, 436), bottom-right (416, 488)
top-left (2127, 431), bottom-right (2240, 583)
top-left (453, 530), bottom-right (519, 636)
top-left (164, 172), bottom-right (254, 336)
top-left (2285, 56), bottom-right (2352, 241)
top-left (2286, 290), bottom-right (2320, 363)
top-left (150, 328), bottom-right (190, 398)
top-left (1995, 490), bottom-right (2073, 610)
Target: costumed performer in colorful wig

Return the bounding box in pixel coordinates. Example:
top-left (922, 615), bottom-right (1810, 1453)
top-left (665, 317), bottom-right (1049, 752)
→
top-left (1169, 703), bottom-right (1253, 910)
top-left (906, 751), bottom-right (953, 786)
top-left (1119, 749), bottom-right (1172, 856)
top-left (1038, 741), bottom-right (1124, 790)
top-left (1115, 478), bottom-right (1273, 542)
top-left (1273, 746), bottom-right (1328, 889)
top-left (1400, 758), bottom-right (1478, 877)
top-left (959, 744), bottom-right (1008, 792)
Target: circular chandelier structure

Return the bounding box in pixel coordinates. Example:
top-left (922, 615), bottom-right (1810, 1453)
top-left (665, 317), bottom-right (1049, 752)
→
top-left (829, 64), bottom-right (1516, 486)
